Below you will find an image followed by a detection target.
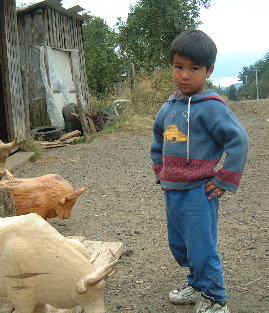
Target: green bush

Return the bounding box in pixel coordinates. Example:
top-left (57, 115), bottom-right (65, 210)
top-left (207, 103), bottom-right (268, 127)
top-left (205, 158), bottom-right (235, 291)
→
top-left (130, 68), bottom-right (175, 116)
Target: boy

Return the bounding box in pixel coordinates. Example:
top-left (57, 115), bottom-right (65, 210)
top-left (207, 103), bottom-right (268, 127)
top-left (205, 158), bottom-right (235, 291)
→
top-left (150, 30), bottom-right (248, 313)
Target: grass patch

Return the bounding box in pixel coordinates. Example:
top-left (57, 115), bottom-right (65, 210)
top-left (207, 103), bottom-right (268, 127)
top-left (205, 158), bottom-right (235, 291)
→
top-left (19, 138), bottom-right (42, 162)
top-left (87, 118), bottom-right (124, 140)
top-left (70, 137), bottom-right (86, 145)
top-left (117, 115), bottom-right (154, 135)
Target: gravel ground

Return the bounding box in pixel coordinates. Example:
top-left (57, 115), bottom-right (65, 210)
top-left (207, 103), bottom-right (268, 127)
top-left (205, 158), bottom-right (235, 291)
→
top-left (12, 99), bottom-right (269, 313)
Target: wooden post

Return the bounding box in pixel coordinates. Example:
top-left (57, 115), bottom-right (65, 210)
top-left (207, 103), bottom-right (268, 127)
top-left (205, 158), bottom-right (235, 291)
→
top-left (71, 50), bottom-right (91, 141)
top-left (0, 187), bottom-right (16, 217)
top-left (21, 65), bottom-right (31, 138)
top-left (130, 62), bottom-right (135, 103)
top-left (74, 75), bottom-right (92, 141)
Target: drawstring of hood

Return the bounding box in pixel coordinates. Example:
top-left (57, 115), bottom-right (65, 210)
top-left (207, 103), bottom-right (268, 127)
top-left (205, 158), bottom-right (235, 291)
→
top-left (186, 96), bottom-right (192, 164)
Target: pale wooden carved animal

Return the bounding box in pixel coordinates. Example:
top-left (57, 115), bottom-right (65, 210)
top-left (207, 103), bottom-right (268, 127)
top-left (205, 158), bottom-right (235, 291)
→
top-left (0, 213), bottom-right (117, 313)
top-left (0, 138), bottom-right (16, 182)
top-left (0, 174), bottom-right (86, 219)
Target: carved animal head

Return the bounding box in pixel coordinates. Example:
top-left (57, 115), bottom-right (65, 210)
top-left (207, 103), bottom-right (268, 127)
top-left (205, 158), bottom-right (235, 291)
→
top-left (0, 138), bottom-right (17, 175)
top-left (77, 260), bottom-right (118, 293)
top-left (56, 187), bottom-right (86, 219)
top-left (75, 260), bottom-right (117, 313)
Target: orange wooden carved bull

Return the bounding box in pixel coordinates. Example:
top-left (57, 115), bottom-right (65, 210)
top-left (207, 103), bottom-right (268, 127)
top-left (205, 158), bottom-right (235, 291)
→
top-left (0, 174), bottom-right (86, 219)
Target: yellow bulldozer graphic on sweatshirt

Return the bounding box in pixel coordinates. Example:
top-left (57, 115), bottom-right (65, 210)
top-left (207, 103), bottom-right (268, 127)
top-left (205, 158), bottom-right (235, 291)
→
top-left (163, 125), bottom-right (187, 143)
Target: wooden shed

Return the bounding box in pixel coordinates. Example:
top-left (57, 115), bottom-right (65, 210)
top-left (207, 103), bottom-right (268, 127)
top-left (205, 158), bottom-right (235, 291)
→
top-left (0, 0), bottom-right (26, 143)
top-left (17, 0), bottom-right (91, 129)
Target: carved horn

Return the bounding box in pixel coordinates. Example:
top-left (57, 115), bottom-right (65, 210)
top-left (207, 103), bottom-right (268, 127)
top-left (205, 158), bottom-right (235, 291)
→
top-left (77, 260), bottom-right (117, 293)
top-left (0, 138), bottom-right (17, 152)
top-left (59, 188), bottom-right (86, 205)
top-left (65, 188), bottom-right (86, 202)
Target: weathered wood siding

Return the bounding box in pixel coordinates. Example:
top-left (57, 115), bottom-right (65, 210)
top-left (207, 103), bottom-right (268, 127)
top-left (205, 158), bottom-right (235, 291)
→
top-left (46, 7), bottom-right (89, 111)
top-left (17, 4), bottom-right (90, 128)
top-left (0, 0), bottom-right (26, 143)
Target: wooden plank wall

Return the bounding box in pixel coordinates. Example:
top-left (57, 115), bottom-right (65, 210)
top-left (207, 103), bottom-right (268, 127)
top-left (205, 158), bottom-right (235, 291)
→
top-left (0, 5), bottom-right (8, 141)
top-left (17, 8), bottom-right (50, 128)
top-left (46, 7), bottom-right (90, 111)
top-left (17, 6), bottom-right (90, 127)
top-left (1, 0), bottom-right (26, 143)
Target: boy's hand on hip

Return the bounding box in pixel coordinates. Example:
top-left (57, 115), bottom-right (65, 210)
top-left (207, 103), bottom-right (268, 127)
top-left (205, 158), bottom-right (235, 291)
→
top-left (205, 181), bottom-right (225, 200)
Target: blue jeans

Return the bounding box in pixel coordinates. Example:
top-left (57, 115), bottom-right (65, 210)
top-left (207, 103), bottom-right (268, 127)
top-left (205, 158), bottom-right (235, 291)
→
top-left (164, 185), bottom-right (227, 303)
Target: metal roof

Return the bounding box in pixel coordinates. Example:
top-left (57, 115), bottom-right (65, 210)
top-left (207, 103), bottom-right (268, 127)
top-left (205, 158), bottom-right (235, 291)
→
top-left (17, 0), bottom-right (91, 22)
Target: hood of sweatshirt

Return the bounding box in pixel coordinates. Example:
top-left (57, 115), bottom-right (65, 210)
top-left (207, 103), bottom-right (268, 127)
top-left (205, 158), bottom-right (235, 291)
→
top-left (168, 89), bottom-right (227, 105)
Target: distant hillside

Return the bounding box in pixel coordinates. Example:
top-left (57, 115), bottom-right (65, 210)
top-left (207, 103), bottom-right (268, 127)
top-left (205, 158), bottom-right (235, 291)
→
top-left (214, 82), bottom-right (242, 90)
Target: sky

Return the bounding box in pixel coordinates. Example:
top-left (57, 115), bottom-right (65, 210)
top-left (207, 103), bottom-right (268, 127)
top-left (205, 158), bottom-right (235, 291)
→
top-left (17, 0), bottom-right (269, 87)
top-left (198, 0), bottom-right (268, 86)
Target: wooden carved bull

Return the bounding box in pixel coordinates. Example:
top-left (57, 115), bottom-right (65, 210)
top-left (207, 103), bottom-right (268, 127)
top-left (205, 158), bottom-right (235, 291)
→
top-left (0, 213), bottom-right (117, 313)
top-left (0, 138), bottom-right (16, 182)
top-left (0, 174), bottom-right (86, 219)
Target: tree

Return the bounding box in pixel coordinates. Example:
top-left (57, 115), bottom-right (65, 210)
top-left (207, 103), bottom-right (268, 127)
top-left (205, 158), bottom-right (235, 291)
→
top-left (117, 0), bottom-right (211, 71)
top-left (238, 52), bottom-right (269, 99)
top-left (227, 84), bottom-right (239, 101)
top-left (83, 17), bottom-right (124, 98)
top-left (238, 66), bottom-right (249, 86)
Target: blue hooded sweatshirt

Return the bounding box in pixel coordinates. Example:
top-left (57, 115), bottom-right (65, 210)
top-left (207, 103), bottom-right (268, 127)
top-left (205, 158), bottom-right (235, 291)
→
top-left (150, 89), bottom-right (248, 192)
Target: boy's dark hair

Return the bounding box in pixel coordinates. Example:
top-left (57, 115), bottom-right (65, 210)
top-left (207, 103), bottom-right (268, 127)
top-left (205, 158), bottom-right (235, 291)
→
top-left (169, 30), bottom-right (217, 69)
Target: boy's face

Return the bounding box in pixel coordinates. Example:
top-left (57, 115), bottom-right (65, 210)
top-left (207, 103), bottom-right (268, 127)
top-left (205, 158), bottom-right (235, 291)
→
top-left (172, 55), bottom-right (214, 98)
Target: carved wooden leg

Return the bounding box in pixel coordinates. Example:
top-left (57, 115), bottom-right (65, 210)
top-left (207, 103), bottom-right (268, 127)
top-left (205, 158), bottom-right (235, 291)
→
top-left (5, 170), bottom-right (17, 184)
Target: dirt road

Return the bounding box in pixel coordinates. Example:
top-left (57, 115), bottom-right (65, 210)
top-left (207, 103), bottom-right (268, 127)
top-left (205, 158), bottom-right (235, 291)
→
top-left (13, 99), bottom-right (269, 313)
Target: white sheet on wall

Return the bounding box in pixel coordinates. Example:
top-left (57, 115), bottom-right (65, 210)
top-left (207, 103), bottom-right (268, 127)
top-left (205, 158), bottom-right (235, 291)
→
top-left (39, 46), bottom-right (78, 129)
